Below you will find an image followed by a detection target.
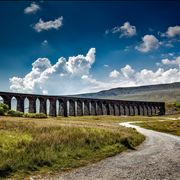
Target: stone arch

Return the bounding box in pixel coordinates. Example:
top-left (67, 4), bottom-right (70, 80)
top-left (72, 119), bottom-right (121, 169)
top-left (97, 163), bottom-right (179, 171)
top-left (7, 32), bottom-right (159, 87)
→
top-left (15, 96), bottom-right (24, 112)
top-left (36, 98), bottom-right (40, 113)
top-left (58, 99), bottom-right (65, 116)
top-left (1, 95), bottom-right (11, 109)
top-left (138, 104), bottom-right (144, 116)
top-left (114, 104), bottom-right (120, 116)
top-left (143, 105), bottom-right (148, 116)
top-left (46, 99), bottom-right (50, 115)
top-left (49, 98), bottom-right (57, 117)
top-left (90, 101), bottom-right (96, 115)
top-left (38, 97), bottom-right (47, 114)
top-left (134, 105), bottom-right (139, 116)
top-left (155, 106), bottom-right (159, 115)
top-left (27, 96), bottom-right (37, 113)
top-left (84, 100), bottom-right (90, 116)
top-left (69, 99), bottom-right (75, 116)
top-left (10, 96), bottom-right (17, 111)
top-left (129, 105), bottom-right (135, 116)
top-left (146, 105), bottom-right (152, 116)
top-left (154, 106), bottom-right (159, 115)
top-left (77, 100), bottom-right (83, 116)
top-left (105, 103), bottom-right (110, 115)
top-left (124, 105), bottom-right (130, 116)
top-left (109, 103), bottom-right (115, 115)
top-left (96, 101), bottom-right (103, 115)
top-left (0, 96), bottom-right (3, 104)
top-left (151, 105), bottom-right (156, 115)
top-left (56, 100), bottom-right (59, 115)
top-left (102, 102), bottom-right (108, 115)
top-left (119, 104), bottom-right (125, 115)
top-left (24, 97), bottom-right (29, 113)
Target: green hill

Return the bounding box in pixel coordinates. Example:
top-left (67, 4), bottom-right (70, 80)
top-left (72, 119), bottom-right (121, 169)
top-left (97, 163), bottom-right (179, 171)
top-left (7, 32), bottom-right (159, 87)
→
top-left (77, 82), bottom-right (180, 102)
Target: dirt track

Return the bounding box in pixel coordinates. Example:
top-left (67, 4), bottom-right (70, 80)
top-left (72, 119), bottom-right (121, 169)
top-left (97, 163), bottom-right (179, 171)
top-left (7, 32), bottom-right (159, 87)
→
top-left (42, 121), bottom-right (180, 180)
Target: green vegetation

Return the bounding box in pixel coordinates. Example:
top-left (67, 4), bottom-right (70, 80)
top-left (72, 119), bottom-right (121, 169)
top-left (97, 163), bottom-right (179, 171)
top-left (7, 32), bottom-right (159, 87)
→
top-left (175, 102), bottom-right (180, 108)
top-left (0, 116), bottom-right (145, 178)
top-left (0, 103), bottom-right (47, 119)
top-left (7, 110), bottom-right (23, 117)
top-left (174, 102), bottom-right (180, 110)
top-left (0, 104), bottom-right (179, 178)
top-left (0, 103), bottom-right (9, 115)
top-left (23, 113), bottom-right (47, 118)
top-left (7, 110), bottom-right (47, 118)
top-left (165, 102), bottom-right (180, 114)
top-left (111, 89), bottom-right (180, 102)
top-left (79, 82), bottom-right (180, 102)
top-left (134, 120), bottom-right (180, 136)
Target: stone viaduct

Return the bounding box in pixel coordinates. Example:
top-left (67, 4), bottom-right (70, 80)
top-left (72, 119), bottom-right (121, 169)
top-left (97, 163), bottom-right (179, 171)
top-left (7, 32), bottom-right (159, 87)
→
top-left (0, 91), bottom-right (165, 117)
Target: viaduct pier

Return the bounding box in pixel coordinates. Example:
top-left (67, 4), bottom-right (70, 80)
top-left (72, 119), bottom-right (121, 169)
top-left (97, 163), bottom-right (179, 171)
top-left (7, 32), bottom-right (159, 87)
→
top-left (0, 91), bottom-right (165, 117)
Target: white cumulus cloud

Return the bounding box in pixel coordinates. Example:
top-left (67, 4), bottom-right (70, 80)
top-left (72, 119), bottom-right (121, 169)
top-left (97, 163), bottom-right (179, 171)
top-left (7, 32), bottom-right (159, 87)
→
top-left (66, 48), bottom-right (95, 76)
top-left (166, 25), bottom-right (180, 37)
top-left (107, 21), bottom-right (136, 38)
top-left (9, 48), bottom-right (96, 95)
top-left (161, 56), bottom-right (180, 67)
top-left (24, 2), bottom-right (40, 14)
top-left (109, 70), bottom-right (120, 78)
top-left (9, 49), bottom-right (180, 95)
top-left (34, 17), bottom-right (63, 32)
top-left (136, 35), bottom-right (159, 53)
top-left (109, 59), bottom-right (180, 88)
top-left (121, 65), bottom-right (135, 78)
top-left (109, 65), bottom-right (136, 84)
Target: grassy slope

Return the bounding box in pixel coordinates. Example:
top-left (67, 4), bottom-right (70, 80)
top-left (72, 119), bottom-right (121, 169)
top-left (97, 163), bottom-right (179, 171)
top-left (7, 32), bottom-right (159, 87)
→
top-left (0, 116), bottom-right (145, 179)
top-left (110, 89), bottom-right (180, 102)
top-left (134, 120), bottom-right (180, 136)
top-left (79, 89), bottom-right (180, 102)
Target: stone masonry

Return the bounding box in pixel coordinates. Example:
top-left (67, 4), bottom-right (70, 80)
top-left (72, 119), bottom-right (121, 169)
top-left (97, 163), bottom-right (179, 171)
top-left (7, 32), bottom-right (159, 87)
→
top-left (0, 91), bottom-right (165, 117)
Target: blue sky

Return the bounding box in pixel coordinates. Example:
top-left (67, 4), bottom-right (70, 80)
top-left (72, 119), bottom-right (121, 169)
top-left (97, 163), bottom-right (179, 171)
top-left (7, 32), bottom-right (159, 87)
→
top-left (0, 1), bottom-right (180, 95)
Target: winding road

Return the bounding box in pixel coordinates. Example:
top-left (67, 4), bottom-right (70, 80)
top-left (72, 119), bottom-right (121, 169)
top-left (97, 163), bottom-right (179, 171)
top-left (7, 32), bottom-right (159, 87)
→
top-left (43, 121), bottom-right (180, 180)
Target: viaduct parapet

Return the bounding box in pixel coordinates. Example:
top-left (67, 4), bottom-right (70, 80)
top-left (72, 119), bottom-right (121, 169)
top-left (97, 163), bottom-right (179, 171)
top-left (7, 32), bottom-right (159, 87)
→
top-left (0, 91), bottom-right (165, 117)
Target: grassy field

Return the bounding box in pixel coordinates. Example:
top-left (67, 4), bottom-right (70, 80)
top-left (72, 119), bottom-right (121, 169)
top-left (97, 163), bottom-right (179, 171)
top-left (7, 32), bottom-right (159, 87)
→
top-left (134, 120), bottom-right (180, 136)
top-left (0, 115), bottom-right (165, 129)
top-left (0, 116), bottom-right (145, 179)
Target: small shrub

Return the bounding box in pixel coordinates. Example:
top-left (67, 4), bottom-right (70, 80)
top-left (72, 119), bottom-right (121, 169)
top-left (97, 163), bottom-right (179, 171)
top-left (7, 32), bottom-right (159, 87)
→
top-left (0, 107), bottom-right (5, 115)
top-left (34, 113), bottom-right (47, 118)
top-left (174, 102), bottom-right (180, 108)
top-left (7, 110), bottom-right (23, 117)
top-left (23, 113), bottom-right (47, 118)
top-left (0, 103), bottom-right (9, 115)
top-left (166, 102), bottom-right (180, 114)
top-left (0, 103), bottom-right (9, 111)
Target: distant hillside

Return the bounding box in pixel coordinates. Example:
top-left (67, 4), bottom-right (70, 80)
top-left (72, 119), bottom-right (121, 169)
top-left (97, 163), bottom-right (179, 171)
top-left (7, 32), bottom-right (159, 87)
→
top-left (77, 82), bottom-right (180, 102)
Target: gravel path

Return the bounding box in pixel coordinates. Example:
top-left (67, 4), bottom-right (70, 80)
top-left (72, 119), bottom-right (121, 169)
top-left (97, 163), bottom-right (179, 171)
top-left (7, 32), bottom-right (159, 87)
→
top-left (37, 121), bottom-right (180, 180)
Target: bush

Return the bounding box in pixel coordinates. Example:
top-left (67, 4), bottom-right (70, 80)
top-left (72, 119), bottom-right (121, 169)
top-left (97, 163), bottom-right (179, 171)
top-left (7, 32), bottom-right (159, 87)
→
top-left (23, 113), bottom-right (47, 118)
top-left (174, 102), bottom-right (180, 108)
top-left (7, 110), bottom-right (23, 117)
top-left (0, 107), bottom-right (5, 115)
top-left (0, 103), bottom-right (9, 115)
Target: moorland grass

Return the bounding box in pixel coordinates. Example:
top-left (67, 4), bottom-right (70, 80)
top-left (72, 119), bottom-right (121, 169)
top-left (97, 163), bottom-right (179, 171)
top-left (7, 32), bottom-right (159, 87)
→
top-left (0, 116), bottom-right (145, 178)
top-left (134, 120), bottom-right (180, 136)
